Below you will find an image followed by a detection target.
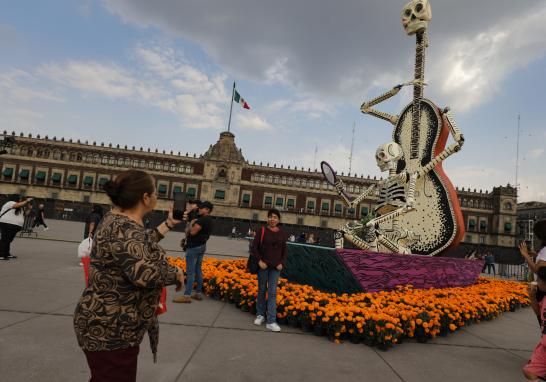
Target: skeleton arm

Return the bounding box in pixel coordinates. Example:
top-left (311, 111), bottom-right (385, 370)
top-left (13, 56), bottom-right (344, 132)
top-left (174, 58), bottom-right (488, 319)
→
top-left (334, 178), bottom-right (380, 209)
top-left (360, 85), bottom-right (402, 125)
top-left (360, 80), bottom-right (426, 125)
top-left (415, 108), bottom-right (464, 179)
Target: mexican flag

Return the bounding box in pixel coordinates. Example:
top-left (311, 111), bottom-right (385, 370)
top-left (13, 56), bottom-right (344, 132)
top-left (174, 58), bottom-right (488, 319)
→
top-left (233, 89), bottom-right (250, 109)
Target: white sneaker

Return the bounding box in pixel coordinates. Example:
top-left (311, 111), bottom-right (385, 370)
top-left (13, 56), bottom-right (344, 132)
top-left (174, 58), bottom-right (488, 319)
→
top-left (266, 322), bottom-right (281, 332)
top-left (43, 227), bottom-right (50, 231)
top-left (253, 315), bottom-right (265, 326)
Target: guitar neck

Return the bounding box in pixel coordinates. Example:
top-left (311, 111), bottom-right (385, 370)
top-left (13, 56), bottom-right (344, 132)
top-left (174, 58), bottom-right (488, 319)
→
top-left (410, 31), bottom-right (426, 160)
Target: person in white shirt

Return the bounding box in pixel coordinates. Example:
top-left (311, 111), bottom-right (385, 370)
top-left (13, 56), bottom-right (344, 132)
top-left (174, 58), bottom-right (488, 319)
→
top-left (0, 197), bottom-right (33, 260)
top-left (519, 220), bottom-right (546, 280)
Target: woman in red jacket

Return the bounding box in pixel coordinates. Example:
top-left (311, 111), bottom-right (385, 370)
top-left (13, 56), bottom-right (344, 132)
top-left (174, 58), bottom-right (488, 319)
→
top-left (251, 208), bottom-right (287, 332)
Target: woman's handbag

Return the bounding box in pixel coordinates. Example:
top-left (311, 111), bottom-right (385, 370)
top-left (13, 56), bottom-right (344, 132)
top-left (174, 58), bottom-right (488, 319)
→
top-left (247, 227), bottom-right (265, 274)
top-left (155, 288), bottom-right (168, 315)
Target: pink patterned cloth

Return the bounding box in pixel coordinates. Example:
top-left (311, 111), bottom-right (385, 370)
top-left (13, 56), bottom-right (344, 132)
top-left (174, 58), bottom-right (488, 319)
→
top-left (524, 300), bottom-right (546, 379)
top-left (336, 249), bottom-right (484, 292)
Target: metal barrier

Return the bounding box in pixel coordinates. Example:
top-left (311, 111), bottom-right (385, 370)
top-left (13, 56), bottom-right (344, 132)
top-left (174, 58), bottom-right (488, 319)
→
top-left (483, 263), bottom-right (529, 282)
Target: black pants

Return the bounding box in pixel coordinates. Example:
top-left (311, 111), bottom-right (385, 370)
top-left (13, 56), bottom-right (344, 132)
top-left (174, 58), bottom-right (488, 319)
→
top-left (0, 223), bottom-right (22, 258)
top-left (486, 263), bottom-right (496, 274)
top-left (33, 218), bottom-right (47, 228)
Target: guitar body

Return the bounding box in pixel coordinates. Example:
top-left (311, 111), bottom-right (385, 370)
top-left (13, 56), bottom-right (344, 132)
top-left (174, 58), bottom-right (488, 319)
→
top-left (387, 98), bottom-right (464, 256)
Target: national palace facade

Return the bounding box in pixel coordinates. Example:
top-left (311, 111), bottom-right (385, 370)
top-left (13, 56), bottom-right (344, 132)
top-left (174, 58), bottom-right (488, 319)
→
top-left (0, 131), bottom-right (517, 248)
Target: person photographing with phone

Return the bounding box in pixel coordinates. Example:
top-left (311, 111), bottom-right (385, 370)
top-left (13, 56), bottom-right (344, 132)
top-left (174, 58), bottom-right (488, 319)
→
top-left (173, 200), bottom-right (214, 303)
top-left (73, 170), bottom-right (185, 382)
top-left (0, 196), bottom-right (33, 260)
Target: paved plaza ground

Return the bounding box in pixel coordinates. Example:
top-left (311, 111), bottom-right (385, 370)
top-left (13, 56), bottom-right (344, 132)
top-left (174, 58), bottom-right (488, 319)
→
top-left (0, 219), bottom-right (540, 381)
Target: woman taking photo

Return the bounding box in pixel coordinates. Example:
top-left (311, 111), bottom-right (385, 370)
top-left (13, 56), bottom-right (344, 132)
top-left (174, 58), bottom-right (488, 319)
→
top-left (73, 170), bottom-right (185, 382)
top-left (251, 208), bottom-right (287, 332)
top-left (0, 196), bottom-right (33, 260)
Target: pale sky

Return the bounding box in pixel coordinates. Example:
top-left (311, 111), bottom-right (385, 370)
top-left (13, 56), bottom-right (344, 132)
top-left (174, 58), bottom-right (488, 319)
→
top-left (1, 0), bottom-right (545, 201)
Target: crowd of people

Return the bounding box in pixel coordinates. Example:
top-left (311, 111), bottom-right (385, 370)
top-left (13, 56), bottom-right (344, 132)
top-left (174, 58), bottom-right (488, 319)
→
top-left (3, 168), bottom-right (546, 381)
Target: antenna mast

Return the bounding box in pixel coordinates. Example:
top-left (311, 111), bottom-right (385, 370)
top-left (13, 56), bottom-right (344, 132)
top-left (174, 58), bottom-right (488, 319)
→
top-left (348, 122), bottom-right (355, 174)
top-left (515, 114), bottom-right (520, 191)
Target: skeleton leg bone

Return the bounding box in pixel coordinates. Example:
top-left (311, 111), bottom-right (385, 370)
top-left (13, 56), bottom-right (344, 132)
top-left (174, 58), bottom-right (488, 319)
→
top-left (336, 223), bottom-right (376, 251)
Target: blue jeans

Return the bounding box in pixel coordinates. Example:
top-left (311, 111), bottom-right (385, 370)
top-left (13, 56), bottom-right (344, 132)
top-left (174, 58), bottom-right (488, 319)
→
top-left (184, 244), bottom-right (206, 296)
top-left (256, 268), bottom-right (280, 324)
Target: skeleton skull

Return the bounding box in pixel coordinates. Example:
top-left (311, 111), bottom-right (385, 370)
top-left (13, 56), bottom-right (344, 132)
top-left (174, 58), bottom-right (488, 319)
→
top-left (402, 0), bottom-right (432, 35)
top-left (376, 142), bottom-right (403, 172)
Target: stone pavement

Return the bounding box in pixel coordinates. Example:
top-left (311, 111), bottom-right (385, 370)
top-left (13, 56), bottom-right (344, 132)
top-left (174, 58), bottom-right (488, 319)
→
top-left (0, 220), bottom-right (539, 381)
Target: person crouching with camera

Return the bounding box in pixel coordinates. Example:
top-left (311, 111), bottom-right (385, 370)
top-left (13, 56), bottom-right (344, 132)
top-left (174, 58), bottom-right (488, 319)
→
top-left (73, 170), bottom-right (185, 382)
top-left (173, 201), bottom-right (214, 303)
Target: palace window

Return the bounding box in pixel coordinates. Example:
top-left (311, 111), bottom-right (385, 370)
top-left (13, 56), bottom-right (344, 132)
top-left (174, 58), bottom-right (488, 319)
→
top-left (170, 164), bottom-right (176, 172)
top-left (287, 198), bottom-right (295, 209)
top-left (267, 175), bottom-right (273, 183)
top-left (242, 193), bottom-right (251, 206)
top-left (157, 184), bottom-right (167, 196)
top-left (214, 190), bottom-right (226, 200)
top-left (307, 200), bottom-right (315, 212)
top-left (264, 196), bottom-right (273, 207)
top-left (186, 187), bottom-right (197, 198)
top-left (51, 173), bottom-right (62, 184)
top-left (117, 158), bottom-right (124, 166)
top-left (67, 175), bottom-right (78, 185)
top-left (321, 202), bottom-right (330, 212)
top-left (83, 176), bottom-right (94, 187)
top-left (35, 171), bottom-right (46, 183)
top-left (275, 197), bottom-right (284, 207)
top-left (3, 167), bottom-right (13, 179)
top-left (361, 206), bottom-right (369, 216)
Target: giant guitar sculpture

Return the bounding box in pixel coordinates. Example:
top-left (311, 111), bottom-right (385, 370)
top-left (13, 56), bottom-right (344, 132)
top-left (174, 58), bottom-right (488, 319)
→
top-left (324, 0), bottom-right (465, 256)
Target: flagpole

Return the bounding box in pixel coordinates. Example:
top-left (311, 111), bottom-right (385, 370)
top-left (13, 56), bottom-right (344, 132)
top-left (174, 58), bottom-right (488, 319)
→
top-left (227, 81), bottom-right (235, 133)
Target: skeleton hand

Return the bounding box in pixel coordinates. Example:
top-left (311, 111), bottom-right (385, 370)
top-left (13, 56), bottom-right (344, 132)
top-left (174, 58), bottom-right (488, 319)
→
top-left (334, 180), bottom-right (346, 195)
top-left (455, 133), bottom-right (465, 148)
top-left (401, 79), bottom-right (427, 87)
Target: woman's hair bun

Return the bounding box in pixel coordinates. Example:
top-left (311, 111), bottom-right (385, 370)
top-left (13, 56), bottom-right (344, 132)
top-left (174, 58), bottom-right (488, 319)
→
top-left (103, 180), bottom-right (120, 203)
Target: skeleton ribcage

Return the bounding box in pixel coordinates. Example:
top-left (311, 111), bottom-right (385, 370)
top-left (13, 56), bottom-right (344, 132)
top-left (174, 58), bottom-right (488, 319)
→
top-left (375, 183), bottom-right (406, 215)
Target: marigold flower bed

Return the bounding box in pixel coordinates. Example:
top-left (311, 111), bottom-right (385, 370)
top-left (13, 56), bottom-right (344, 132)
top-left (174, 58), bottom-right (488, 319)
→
top-left (167, 257), bottom-right (530, 350)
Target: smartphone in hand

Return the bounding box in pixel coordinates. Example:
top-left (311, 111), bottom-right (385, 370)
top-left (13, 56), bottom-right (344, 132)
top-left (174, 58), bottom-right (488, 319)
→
top-left (173, 192), bottom-right (187, 220)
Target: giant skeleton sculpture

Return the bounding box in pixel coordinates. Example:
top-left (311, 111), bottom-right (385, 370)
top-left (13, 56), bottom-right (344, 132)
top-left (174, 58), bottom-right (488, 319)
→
top-left (322, 0), bottom-right (465, 256)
